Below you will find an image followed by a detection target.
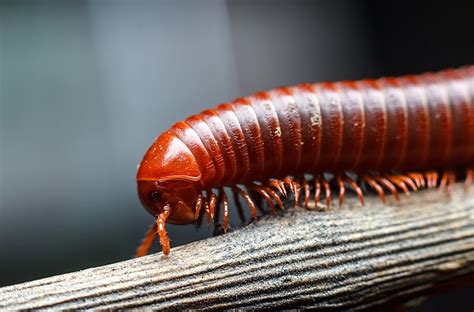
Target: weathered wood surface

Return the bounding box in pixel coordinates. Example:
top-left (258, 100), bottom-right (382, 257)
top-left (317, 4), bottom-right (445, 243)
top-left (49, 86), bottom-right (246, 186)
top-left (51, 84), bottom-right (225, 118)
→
top-left (1, 185), bottom-right (474, 310)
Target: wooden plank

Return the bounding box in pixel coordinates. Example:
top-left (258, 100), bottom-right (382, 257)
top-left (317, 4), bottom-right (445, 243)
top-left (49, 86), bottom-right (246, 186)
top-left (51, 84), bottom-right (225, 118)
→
top-left (1, 185), bottom-right (473, 310)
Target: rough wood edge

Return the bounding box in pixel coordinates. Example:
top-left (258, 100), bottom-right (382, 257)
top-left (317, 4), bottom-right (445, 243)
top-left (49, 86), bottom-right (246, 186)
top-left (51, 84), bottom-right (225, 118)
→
top-left (1, 185), bottom-right (474, 310)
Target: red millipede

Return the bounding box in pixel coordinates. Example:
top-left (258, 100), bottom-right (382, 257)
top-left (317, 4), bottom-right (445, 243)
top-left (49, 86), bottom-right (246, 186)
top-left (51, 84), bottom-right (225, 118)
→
top-left (135, 66), bottom-right (474, 256)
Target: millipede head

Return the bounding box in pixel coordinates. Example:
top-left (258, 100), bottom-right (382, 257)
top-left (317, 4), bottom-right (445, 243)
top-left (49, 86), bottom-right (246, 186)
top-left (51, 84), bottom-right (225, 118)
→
top-left (136, 132), bottom-right (203, 225)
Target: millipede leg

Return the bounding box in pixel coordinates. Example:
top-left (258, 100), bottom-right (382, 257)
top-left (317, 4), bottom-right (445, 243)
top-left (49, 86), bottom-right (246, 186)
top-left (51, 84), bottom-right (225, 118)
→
top-left (465, 169), bottom-right (473, 192)
top-left (204, 197), bottom-right (211, 225)
top-left (232, 188), bottom-right (246, 224)
top-left (408, 172), bottom-right (426, 189)
top-left (135, 223), bottom-right (157, 257)
top-left (283, 177), bottom-right (293, 194)
top-left (207, 190), bottom-right (218, 219)
top-left (233, 186), bottom-right (258, 222)
top-left (302, 177), bottom-right (311, 208)
top-left (246, 186), bottom-right (265, 214)
top-left (439, 171), bottom-right (456, 196)
top-left (440, 171), bottom-right (449, 189)
top-left (249, 183), bottom-right (276, 213)
top-left (314, 177), bottom-right (321, 207)
top-left (211, 196), bottom-right (222, 236)
top-left (431, 172), bottom-right (439, 188)
top-left (376, 177), bottom-right (400, 202)
top-left (194, 194), bottom-right (203, 222)
top-left (426, 172), bottom-right (434, 188)
top-left (448, 172), bottom-right (456, 195)
top-left (219, 188), bottom-right (229, 233)
top-left (270, 178), bottom-right (287, 197)
top-left (282, 177), bottom-right (301, 207)
top-left (426, 171), bottom-right (439, 189)
top-left (293, 178), bottom-right (301, 208)
top-left (283, 177), bottom-right (297, 198)
top-left (387, 176), bottom-right (410, 196)
top-left (363, 176), bottom-right (386, 203)
top-left (336, 176), bottom-right (345, 206)
top-left (320, 175), bottom-right (331, 208)
top-left (263, 186), bottom-right (284, 208)
top-left (156, 204), bottom-right (172, 256)
top-left (396, 175), bottom-right (418, 192)
top-left (343, 174), bottom-right (365, 206)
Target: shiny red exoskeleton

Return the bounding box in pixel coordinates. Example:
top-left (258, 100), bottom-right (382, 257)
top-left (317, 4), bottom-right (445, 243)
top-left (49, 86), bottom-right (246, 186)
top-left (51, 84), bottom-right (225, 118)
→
top-left (136, 66), bottom-right (474, 256)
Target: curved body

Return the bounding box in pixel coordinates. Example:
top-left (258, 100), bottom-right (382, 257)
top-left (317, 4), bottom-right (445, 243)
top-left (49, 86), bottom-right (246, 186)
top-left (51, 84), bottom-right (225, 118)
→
top-left (136, 66), bottom-right (474, 256)
top-left (152, 66), bottom-right (474, 187)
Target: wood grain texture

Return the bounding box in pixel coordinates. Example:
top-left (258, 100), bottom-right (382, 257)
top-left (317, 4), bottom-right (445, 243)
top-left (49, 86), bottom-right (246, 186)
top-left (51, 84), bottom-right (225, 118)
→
top-left (1, 185), bottom-right (474, 310)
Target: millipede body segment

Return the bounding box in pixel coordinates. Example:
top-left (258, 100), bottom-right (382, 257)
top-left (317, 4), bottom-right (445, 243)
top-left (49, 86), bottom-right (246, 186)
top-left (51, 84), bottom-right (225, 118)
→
top-left (136, 66), bottom-right (474, 256)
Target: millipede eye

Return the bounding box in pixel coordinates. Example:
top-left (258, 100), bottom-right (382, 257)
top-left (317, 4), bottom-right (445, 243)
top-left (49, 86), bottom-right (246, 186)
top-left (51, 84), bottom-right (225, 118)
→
top-left (149, 191), bottom-right (162, 201)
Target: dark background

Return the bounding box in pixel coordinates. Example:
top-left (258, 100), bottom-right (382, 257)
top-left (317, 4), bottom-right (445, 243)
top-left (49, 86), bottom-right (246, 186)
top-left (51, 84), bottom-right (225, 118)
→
top-left (1, 0), bottom-right (473, 310)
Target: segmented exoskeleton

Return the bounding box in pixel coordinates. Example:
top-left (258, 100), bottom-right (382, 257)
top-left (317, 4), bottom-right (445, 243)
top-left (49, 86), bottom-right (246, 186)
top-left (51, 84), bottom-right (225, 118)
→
top-left (136, 66), bottom-right (474, 256)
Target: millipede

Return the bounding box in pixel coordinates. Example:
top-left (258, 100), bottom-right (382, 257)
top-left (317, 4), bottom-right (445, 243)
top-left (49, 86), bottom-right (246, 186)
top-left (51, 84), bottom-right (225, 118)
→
top-left (135, 66), bottom-right (474, 256)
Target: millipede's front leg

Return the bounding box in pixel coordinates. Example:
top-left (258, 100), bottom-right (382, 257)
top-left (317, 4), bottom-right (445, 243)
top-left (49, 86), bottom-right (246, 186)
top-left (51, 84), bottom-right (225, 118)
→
top-left (156, 204), bottom-right (171, 255)
top-left (135, 223), bottom-right (157, 257)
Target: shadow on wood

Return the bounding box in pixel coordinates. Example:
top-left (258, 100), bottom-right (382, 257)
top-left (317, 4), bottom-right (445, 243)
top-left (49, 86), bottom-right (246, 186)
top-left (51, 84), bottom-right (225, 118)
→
top-left (1, 185), bottom-right (474, 310)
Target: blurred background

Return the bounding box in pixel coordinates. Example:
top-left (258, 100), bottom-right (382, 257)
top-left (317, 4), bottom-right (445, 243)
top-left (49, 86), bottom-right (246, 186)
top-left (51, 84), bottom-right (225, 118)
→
top-left (1, 0), bottom-right (474, 310)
